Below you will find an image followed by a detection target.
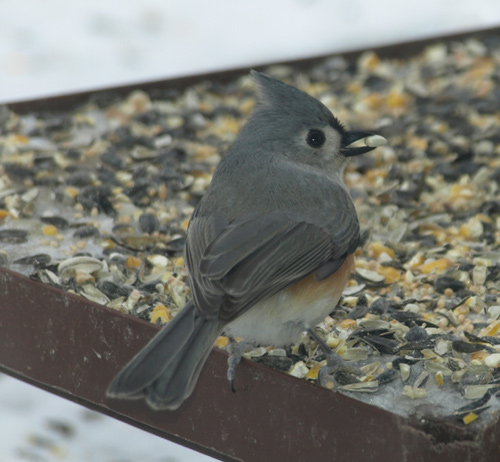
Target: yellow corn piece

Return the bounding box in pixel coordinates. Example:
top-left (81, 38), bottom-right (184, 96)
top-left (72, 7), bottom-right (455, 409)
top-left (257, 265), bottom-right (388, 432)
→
top-left (173, 257), bottom-right (185, 267)
top-left (149, 304), bottom-right (172, 325)
top-left (42, 225), bottom-right (58, 236)
top-left (126, 255), bottom-right (142, 269)
top-left (420, 258), bottom-right (453, 274)
top-left (215, 336), bottom-right (230, 348)
top-left (367, 241), bottom-right (395, 259)
top-left (306, 363), bottom-right (322, 381)
top-left (434, 371), bottom-right (444, 386)
top-left (339, 318), bottom-right (357, 330)
top-left (378, 266), bottom-right (401, 283)
top-left (470, 351), bottom-right (488, 362)
top-left (462, 412), bottom-right (478, 425)
top-left (65, 186), bottom-right (79, 199)
top-left (480, 320), bottom-right (500, 337)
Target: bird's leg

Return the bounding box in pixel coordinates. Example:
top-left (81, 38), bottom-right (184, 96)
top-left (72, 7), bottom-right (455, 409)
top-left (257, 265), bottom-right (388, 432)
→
top-left (225, 337), bottom-right (254, 392)
top-left (307, 328), bottom-right (362, 387)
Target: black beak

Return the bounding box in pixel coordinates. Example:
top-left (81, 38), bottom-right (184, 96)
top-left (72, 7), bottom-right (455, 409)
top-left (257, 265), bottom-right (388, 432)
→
top-left (340, 130), bottom-right (377, 157)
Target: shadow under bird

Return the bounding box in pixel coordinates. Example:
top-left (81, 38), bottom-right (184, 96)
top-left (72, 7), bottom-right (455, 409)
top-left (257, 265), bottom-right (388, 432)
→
top-left (107, 70), bottom-right (386, 410)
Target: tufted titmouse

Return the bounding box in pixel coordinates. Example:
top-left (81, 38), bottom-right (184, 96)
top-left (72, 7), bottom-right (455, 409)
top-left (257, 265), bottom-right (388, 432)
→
top-left (107, 71), bottom-right (386, 410)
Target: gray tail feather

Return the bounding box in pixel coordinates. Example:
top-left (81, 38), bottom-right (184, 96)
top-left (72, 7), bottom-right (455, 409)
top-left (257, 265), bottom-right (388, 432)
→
top-left (107, 300), bottom-right (222, 410)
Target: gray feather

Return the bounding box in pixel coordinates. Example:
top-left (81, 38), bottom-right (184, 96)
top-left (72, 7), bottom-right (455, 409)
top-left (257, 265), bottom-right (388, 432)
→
top-left (108, 70), bottom-right (370, 410)
top-left (107, 300), bottom-right (222, 410)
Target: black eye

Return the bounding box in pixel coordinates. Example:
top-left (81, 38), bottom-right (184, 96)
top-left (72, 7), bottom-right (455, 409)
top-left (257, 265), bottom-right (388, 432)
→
top-left (306, 129), bottom-right (326, 148)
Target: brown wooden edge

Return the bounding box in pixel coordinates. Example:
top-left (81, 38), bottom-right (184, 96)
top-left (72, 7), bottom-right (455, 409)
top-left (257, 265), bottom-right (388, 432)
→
top-left (1, 267), bottom-right (499, 462)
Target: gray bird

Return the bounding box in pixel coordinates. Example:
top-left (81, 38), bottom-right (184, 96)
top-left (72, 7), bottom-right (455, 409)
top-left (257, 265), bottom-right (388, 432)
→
top-left (107, 70), bottom-right (385, 410)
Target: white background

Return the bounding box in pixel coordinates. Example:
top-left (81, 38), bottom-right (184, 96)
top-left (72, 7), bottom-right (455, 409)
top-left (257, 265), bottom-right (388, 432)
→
top-left (0, 1), bottom-right (499, 461)
top-left (1, 0), bottom-right (500, 103)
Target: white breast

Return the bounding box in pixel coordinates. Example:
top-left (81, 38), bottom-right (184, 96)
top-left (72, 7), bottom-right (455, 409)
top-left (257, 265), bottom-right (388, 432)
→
top-left (224, 287), bottom-right (342, 346)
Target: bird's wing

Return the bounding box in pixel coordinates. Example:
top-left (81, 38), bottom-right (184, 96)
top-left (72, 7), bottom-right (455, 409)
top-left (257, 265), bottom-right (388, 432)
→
top-left (187, 208), bottom-right (359, 321)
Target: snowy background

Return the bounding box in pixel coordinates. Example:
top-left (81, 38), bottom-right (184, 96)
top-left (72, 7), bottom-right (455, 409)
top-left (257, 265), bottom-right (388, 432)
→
top-left (2, 0), bottom-right (500, 103)
top-left (0, 0), bottom-right (499, 460)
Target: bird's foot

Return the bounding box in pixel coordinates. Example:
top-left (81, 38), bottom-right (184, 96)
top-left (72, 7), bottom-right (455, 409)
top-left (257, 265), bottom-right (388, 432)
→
top-left (225, 338), bottom-right (254, 392)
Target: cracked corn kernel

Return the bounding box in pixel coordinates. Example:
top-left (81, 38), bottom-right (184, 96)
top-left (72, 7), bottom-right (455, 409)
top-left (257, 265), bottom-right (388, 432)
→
top-left (42, 225), bottom-right (58, 236)
top-left (215, 336), bottom-right (229, 348)
top-left (173, 257), bottom-right (185, 267)
top-left (339, 318), bottom-right (357, 329)
top-left (326, 336), bottom-right (340, 349)
top-left (74, 271), bottom-right (94, 284)
top-left (407, 136), bottom-right (428, 151)
top-left (364, 93), bottom-right (384, 110)
top-left (460, 218), bottom-right (483, 239)
top-left (347, 82), bottom-right (362, 94)
top-left (149, 304), bottom-right (172, 324)
top-left (463, 412), bottom-right (478, 425)
top-left (470, 351), bottom-right (488, 362)
top-left (449, 183), bottom-right (475, 199)
top-left (386, 89), bottom-right (411, 110)
top-left (479, 320), bottom-right (500, 337)
top-left (306, 363), bottom-right (322, 381)
top-left (65, 186), bottom-right (79, 199)
top-left (126, 255), bottom-right (142, 269)
top-left (378, 266), bottom-right (401, 283)
top-left (367, 241), bottom-right (395, 259)
top-left (419, 258), bottom-right (454, 274)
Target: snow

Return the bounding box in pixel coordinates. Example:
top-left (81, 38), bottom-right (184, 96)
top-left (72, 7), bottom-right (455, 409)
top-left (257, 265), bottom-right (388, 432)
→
top-left (0, 1), bottom-right (499, 460)
top-left (1, 0), bottom-right (500, 103)
top-left (0, 374), bottom-right (212, 461)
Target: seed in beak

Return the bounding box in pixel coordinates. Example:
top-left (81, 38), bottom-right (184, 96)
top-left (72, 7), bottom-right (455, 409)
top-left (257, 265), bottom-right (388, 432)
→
top-left (364, 135), bottom-right (387, 147)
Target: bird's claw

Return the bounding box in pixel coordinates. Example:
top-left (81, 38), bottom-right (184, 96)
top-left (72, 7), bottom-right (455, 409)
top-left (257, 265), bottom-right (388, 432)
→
top-left (225, 338), bottom-right (254, 393)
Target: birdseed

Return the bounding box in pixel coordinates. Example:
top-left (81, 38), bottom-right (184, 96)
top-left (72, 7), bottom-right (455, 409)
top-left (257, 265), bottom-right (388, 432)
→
top-left (1, 33), bottom-right (500, 427)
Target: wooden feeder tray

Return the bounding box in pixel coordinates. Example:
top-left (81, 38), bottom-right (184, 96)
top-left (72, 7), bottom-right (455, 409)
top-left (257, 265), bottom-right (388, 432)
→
top-left (2, 26), bottom-right (500, 462)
